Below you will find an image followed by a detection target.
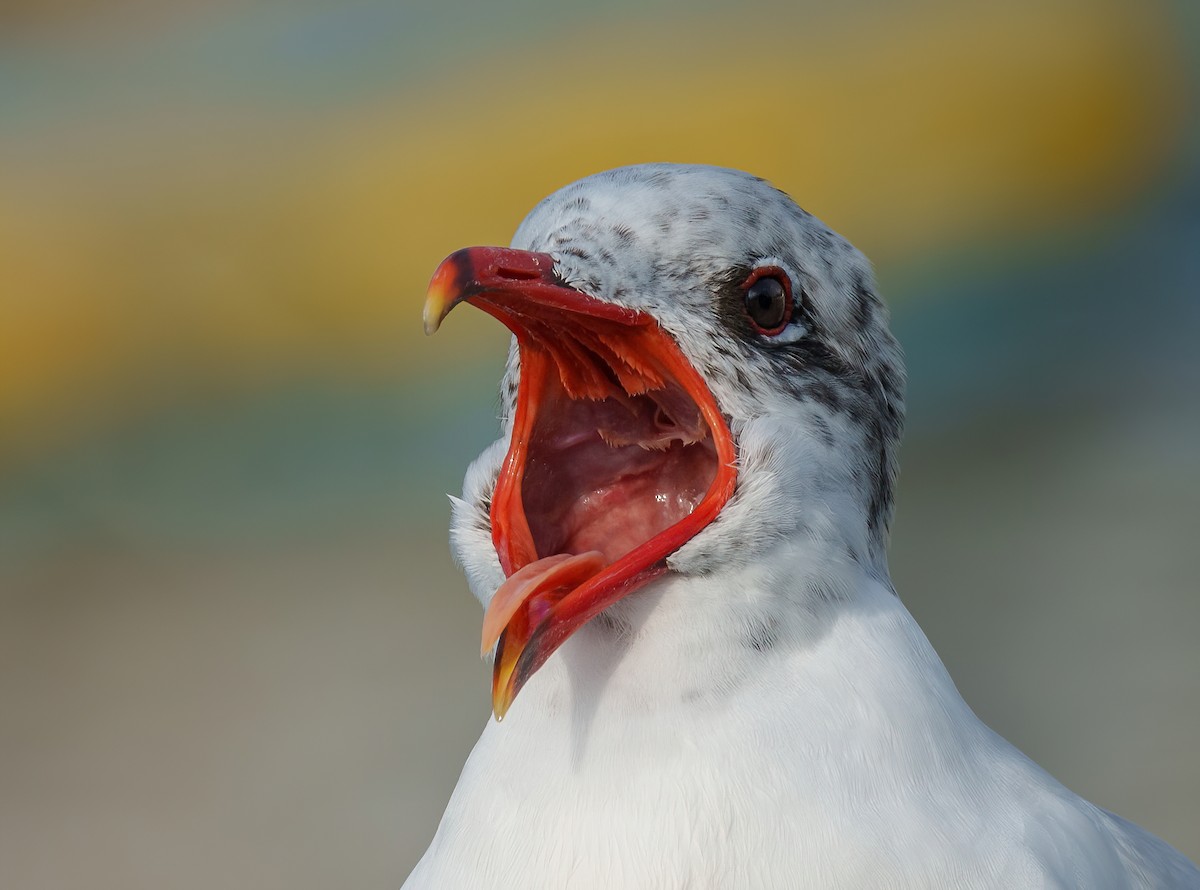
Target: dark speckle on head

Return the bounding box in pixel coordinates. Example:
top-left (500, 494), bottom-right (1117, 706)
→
top-left (808, 580), bottom-right (842, 603)
top-left (851, 271), bottom-right (874, 333)
top-left (811, 413), bottom-right (835, 448)
top-left (746, 617), bottom-right (780, 652)
top-left (802, 378), bottom-right (843, 413)
top-left (804, 228), bottom-right (837, 273)
top-left (612, 224), bottom-right (637, 248)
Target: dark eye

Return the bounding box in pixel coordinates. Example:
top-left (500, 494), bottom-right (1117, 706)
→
top-left (742, 267), bottom-right (793, 334)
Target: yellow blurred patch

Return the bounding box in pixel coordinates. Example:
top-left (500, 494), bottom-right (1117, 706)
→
top-left (0, 0), bottom-right (1186, 466)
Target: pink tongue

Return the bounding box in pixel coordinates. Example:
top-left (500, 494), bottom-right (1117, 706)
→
top-left (480, 551), bottom-right (607, 655)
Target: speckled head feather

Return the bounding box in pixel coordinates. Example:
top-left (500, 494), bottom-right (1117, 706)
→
top-left (451, 163), bottom-right (905, 614)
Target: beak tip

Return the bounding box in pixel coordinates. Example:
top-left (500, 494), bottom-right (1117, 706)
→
top-left (492, 695), bottom-right (511, 722)
top-left (422, 305), bottom-right (442, 336)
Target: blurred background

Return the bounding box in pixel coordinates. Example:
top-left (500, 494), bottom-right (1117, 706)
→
top-left (1, 0), bottom-right (1198, 886)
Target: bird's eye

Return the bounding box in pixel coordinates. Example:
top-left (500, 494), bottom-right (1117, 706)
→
top-left (742, 267), bottom-right (793, 335)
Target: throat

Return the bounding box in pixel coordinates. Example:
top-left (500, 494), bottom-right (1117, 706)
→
top-left (521, 373), bottom-right (717, 565)
top-left (532, 545), bottom-right (892, 711)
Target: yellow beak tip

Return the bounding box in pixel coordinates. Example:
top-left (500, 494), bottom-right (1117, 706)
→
top-left (492, 698), bottom-right (510, 722)
top-left (422, 300), bottom-right (445, 336)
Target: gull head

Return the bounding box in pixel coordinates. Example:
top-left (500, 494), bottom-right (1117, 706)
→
top-left (425, 163), bottom-right (905, 716)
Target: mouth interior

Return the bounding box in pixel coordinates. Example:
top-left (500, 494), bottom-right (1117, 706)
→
top-left (479, 302), bottom-right (737, 712)
top-left (522, 358), bottom-right (718, 567)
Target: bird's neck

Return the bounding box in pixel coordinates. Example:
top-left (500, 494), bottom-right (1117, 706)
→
top-left (518, 535), bottom-right (897, 719)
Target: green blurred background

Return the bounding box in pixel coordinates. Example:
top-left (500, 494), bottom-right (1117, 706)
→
top-left (2, 0), bottom-right (1198, 886)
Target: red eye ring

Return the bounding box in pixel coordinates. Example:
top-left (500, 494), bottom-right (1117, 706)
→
top-left (741, 266), bottom-right (793, 335)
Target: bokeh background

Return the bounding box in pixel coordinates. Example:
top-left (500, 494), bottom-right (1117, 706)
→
top-left (2, 0), bottom-right (1198, 886)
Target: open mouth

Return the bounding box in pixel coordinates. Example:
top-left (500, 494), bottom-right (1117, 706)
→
top-left (523, 365), bottom-right (717, 568)
top-left (425, 247), bottom-right (737, 717)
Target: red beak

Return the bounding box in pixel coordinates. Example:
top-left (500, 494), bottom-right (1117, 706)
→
top-left (425, 246), bottom-right (737, 718)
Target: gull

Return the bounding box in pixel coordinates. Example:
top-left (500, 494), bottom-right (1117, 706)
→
top-left (405, 164), bottom-right (1198, 888)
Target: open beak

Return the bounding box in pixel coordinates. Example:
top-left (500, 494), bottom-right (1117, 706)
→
top-left (425, 246), bottom-right (737, 719)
